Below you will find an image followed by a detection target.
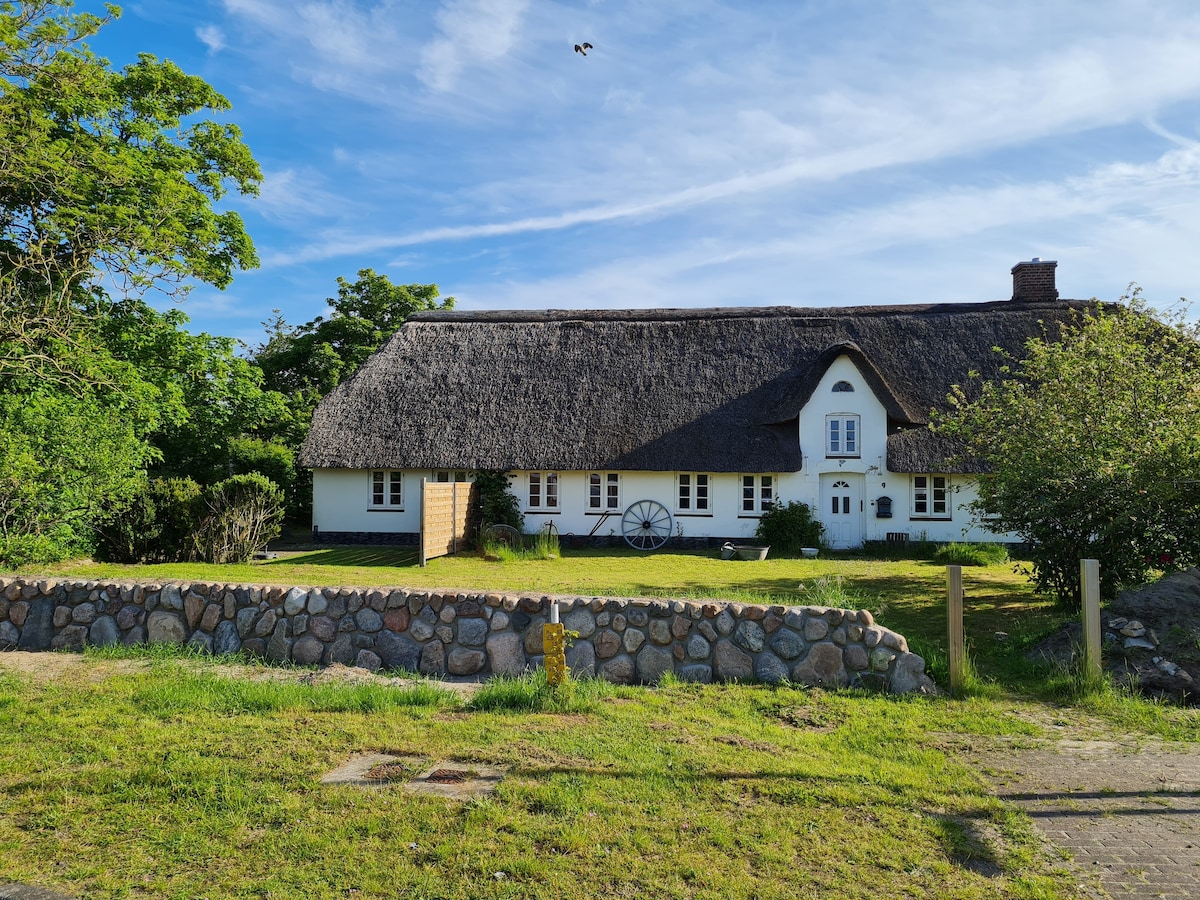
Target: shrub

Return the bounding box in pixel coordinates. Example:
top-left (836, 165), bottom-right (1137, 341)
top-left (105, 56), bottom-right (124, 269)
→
top-left (0, 530), bottom-right (75, 568)
top-left (753, 501), bottom-right (823, 556)
top-left (933, 542), bottom-right (1009, 567)
top-left (472, 470), bottom-right (523, 542)
top-left (192, 474), bottom-right (284, 564)
top-left (94, 477), bottom-right (204, 563)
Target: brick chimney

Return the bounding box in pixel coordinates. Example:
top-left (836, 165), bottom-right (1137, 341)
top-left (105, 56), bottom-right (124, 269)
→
top-left (1011, 258), bottom-right (1058, 303)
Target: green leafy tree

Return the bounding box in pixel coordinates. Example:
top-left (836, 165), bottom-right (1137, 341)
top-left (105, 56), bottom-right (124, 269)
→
top-left (0, 1), bottom-right (261, 387)
top-left (938, 294), bottom-right (1200, 605)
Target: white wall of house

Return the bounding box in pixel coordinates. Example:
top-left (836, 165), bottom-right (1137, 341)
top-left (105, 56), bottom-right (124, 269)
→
top-left (312, 468), bottom-right (421, 536)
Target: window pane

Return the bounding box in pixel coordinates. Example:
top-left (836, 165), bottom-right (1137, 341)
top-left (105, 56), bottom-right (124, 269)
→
top-left (845, 420), bottom-right (856, 453)
top-left (389, 472), bottom-right (402, 506)
top-left (589, 473), bottom-right (601, 508)
top-left (832, 497), bottom-right (839, 514)
top-left (372, 471), bottom-right (385, 505)
top-left (546, 473), bottom-right (558, 508)
top-left (696, 474), bottom-right (709, 510)
top-left (606, 474), bottom-right (619, 508)
top-left (842, 496), bottom-right (850, 514)
top-left (829, 420), bottom-right (840, 453)
top-left (529, 472), bottom-right (540, 507)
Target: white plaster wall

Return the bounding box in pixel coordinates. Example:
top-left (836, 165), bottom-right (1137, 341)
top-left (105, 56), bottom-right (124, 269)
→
top-left (311, 469), bottom-right (420, 535)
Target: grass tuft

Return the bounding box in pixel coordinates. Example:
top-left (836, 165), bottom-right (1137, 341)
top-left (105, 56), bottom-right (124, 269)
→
top-left (467, 668), bottom-right (617, 713)
top-left (933, 542), bottom-right (1010, 567)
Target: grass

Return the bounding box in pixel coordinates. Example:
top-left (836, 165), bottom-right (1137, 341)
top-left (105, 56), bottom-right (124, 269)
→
top-left (0, 653), bottom-right (1088, 899)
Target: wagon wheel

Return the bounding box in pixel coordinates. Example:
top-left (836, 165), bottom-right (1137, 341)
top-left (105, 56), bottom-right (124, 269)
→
top-left (621, 499), bottom-right (672, 551)
top-left (483, 523), bottom-right (521, 549)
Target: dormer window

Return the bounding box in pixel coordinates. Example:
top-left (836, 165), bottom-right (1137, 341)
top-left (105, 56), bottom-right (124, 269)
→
top-left (826, 414), bottom-right (860, 457)
top-left (832, 380), bottom-right (854, 392)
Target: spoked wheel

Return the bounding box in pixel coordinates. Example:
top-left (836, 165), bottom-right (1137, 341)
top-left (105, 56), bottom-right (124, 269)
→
top-left (483, 523), bottom-right (521, 549)
top-left (621, 499), bottom-right (673, 551)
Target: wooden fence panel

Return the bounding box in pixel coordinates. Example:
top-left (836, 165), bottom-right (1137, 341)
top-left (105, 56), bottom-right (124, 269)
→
top-left (420, 480), bottom-right (477, 566)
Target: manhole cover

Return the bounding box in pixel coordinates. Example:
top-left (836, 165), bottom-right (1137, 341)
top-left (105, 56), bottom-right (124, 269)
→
top-left (363, 762), bottom-right (413, 782)
top-left (425, 768), bottom-right (470, 784)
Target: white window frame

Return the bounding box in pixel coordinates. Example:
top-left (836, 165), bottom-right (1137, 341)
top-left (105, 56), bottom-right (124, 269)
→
top-left (587, 472), bottom-right (621, 512)
top-left (676, 473), bottom-right (711, 515)
top-left (826, 414), bottom-right (860, 458)
top-left (912, 475), bottom-right (950, 518)
top-left (369, 470), bottom-right (404, 510)
top-left (740, 474), bottom-right (775, 516)
top-left (527, 471), bottom-right (560, 512)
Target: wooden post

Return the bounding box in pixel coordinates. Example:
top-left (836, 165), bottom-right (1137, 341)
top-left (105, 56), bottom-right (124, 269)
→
top-left (947, 565), bottom-right (964, 697)
top-left (1080, 558), bottom-right (1102, 681)
top-left (419, 478), bottom-right (428, 568)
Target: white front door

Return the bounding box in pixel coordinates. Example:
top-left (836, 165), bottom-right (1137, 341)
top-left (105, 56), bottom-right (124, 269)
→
top-left (820, 474), bottom-right (864, 549)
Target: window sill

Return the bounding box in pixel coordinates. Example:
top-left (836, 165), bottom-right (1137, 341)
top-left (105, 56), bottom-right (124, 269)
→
top-left (675, 512), bottom-right (713, 517)
top-left (527, 509), bottom-right (562, 515)
top-left (367, 507), bottom-right (405, 512)
top-left (910, 516), bottom-right (951, 522)
top-left (825, 455), bottom-right (861, 460)
top-left (585, 510), bottom-right (621, 515)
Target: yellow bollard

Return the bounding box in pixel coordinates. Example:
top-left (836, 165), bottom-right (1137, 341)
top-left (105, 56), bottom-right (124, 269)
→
top-left (543, 622), bottom-right (567, 685)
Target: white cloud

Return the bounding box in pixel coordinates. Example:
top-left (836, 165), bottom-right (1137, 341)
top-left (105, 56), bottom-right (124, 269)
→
top-left (417, 0), bottom-right (530, 92)
top-left (196, 24), bottom-right (226, 53)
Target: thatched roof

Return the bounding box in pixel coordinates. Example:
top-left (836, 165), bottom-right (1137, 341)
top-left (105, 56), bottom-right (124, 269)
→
top-left (301, 299), bottom-right (1096, 474)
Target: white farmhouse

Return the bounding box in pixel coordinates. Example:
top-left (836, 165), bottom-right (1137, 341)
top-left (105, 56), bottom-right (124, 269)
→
top-left (301, 259), bottom-right (1088, 550)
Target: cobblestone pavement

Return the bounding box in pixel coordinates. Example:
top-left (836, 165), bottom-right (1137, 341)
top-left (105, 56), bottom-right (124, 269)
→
top-left (969, 736), bottom-right (1200, 898)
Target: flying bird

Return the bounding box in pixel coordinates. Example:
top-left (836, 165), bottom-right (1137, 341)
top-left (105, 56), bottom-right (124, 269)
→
top-left (574, 42), bottom-right (593, 56)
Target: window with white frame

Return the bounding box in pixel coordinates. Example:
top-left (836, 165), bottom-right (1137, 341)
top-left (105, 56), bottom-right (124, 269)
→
top-left (369, 470), bottom-right (404, 509)
top-left (587, 472), bottom-right (620, 511)
top-left (741, 474), bottom-right (775, 514)
top-left (677, 473), bottom-right (711, 514)
top-left (826, 414), bottom-right (860, 457)
top-left (912, 475), bottom-right (950, 518)
top-left (527, 472), bottom-right (559, 511)
top-left (832, 380), bottom-right (854, 392)
top-left (434, 470), bottom-right (470, 483)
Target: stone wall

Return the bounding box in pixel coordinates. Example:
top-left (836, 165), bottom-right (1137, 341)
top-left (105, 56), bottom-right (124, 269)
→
top-left (0, 577), bottom-right (936, 693)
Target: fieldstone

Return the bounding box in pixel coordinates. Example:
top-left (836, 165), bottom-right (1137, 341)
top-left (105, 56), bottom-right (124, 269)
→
top-left (289, 635), bottom-right (322, 666)
top-left (715, 609), bottom-right (736, 636)
top-left (235, 607), bottom-right (259, 638)
top-left (1120, 620), bottom-right (1146, 637)
top-left (612, 613), bottom-right (627, 631)
top-left (623, 629), bottom-right (646, 654)
top-left (419, 640), bottom-right (445, 675)
top-left (771, 630), bottom-right (806, 660)
top-left (53, 606), bottom-right (71, 627)
top-left (486, 632), bottom-right (526, 676)
top-left (223, 594), bottom-right (237, 620)
top-left (292, 614), bottom-right (308, 636)
top-left (368, 590), bottom-right (388, 613)
top-left (184, 592), bottom-right (207, 630)
top-left (242, 637), bottom-right (266, 657)
top-left (784, 610), bottom-right (805, 630)
top-left (308, 615), bottom-right (337, 642)
top-left (845, 644), bottom-right (870, 671)
top-left (686, 634), bottom-right (711, 660)
top-left (214, 620), bottom-right (242, 656)
top-left (596, 611), bottom-right (610, 628)
top-left (307, 590), bottom-right (328, 615)
top-left (566, 641), bottom-right (596, 677)
top-left (858, 609), bottom-right (875, 626)
top-left (325, 635), bottom-right (356, 666)
top-left (458, 618), bottom-right (488, 647)
top-left (803, 617), bottom-right (829, 641)
top-left (636, 645), bottom-right (674, 683)
top-left (678, 664), bottom-right (713, 683)
top-left (439, 606), bottom-right (456, 624)
top-left (511, 610), bottom-right (531, 631)
top-left (0, 620), bottom-right (18, 649)
top-left (200, 604), bottom-right (222, 633)
top-left (734, 620), bottom-right (765, 653)
top-left (326, 595), bottom-right (347, 619)
top-left (89, 616), bottom-right (120, 648)
top-left (890, 653), bottom-right (936, 694)
top-left (649, 620), bottom-right (672, 645)
top-left (384, 607), bottom-right (411, 632)
top-left (599, 655), bottom-right (635, 684)
top-left (762, 613), bottom-right (783, 634)
top-left (186, 631), bottom-right (214, 655)
top-left (755, 652), bottom-right (790, 684)
top-left (9, 600), bottom-right (29, 628)
top-left (626, 608), bottom-right (649, 628)
top-left (831, 626), bottom-right (848, 646)
top-left (870, 647), bottom-right (898, 672)
top-left (355, 650), bottom-right (383, 672)
top-left (266, 620), bottom-right (292, 663)
top-left (433, 624), bottom-right (452, 643)
top-left (1125, 636), bottom-right (1157, 651)
top-left (255, 609), bottom-right (277, 638)
top-left (488, 610), bottom-right (509, 631)
top-left (347, 592), bottom-right (365, 614)
top-left (671, 614), bottom-right (692, 640)
top-left (792, 642), bottom-right (847, 688)
top-left (594, 630), bottom-right (621, 659)
top-left (51, 625), bottom-right (87, 651)
top-left (160, 584), bottom-right (183, 611)
top-left (409, 617), bottom-right (436, 642)
top-left (376, 631), bottom-right (421, 672)
top-left (862, 626), bottom-right (883, 648)
top-left (524, 627), bottom-right (545, 655)
top-left (825, 608), bottom-right (845, 626)
top-left (279, 587), bottom-right (304, 616)
top-left (713, 640), bottom-right (753, 682)
top-left (71, 602), bottom-right (97, 625)
top-left (882, 631), bottom-right (908, 652)
top-left (356, 609), bottom-right (383, 633)
top-left (563, 609), bottom-right (596, 638)
top-left (697, 620), bottom-right (718, 642)
top-left (147, 610), bottom-right (187, 644)
top-left (847, 624), bottom-right (863, 642)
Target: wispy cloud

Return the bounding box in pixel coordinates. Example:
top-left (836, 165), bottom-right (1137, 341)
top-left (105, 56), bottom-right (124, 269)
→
top-left (195, 24), bottom-right (226, 53)
top-left (418, 0), bottom-right (530, 92)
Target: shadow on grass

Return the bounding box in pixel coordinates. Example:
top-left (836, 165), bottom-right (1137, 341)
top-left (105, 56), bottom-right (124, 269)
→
top-left (263, 547), bottom-right (421, 568)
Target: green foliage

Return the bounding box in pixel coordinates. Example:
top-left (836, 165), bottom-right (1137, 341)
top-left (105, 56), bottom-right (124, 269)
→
top-left (933, 542), bottom-right (1009, 567)
top-left (192, 474), bottom-right (283, 564)
top-left (467, 669), bottom-right (617, 714)
top-left (794, 574), bottom-right (871, 610)
top-left (226, 436), bottom-right (295, 491)
top-left (472, 469), bottom-right (524, 535)
top-left (94, 477), bottom-right (204, 563)
top-left (0, 1), bottom-right (261, 388)
top-left (753, 500), bottom-right (823, 555)
top-left (938, 293), bottom-right (1200, 605)
top-left (481, 526), bottom-right (560, 562)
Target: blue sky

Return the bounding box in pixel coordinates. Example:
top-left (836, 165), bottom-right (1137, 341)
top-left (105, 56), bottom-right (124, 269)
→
top-left (87, 0), bottom-right (1200, 344)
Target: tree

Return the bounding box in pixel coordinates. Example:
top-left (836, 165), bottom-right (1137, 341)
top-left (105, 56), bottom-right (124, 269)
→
top-left (0, 1), bottom-right (260, 386)
top-left (937, 294), bottom-right (1200, 605)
